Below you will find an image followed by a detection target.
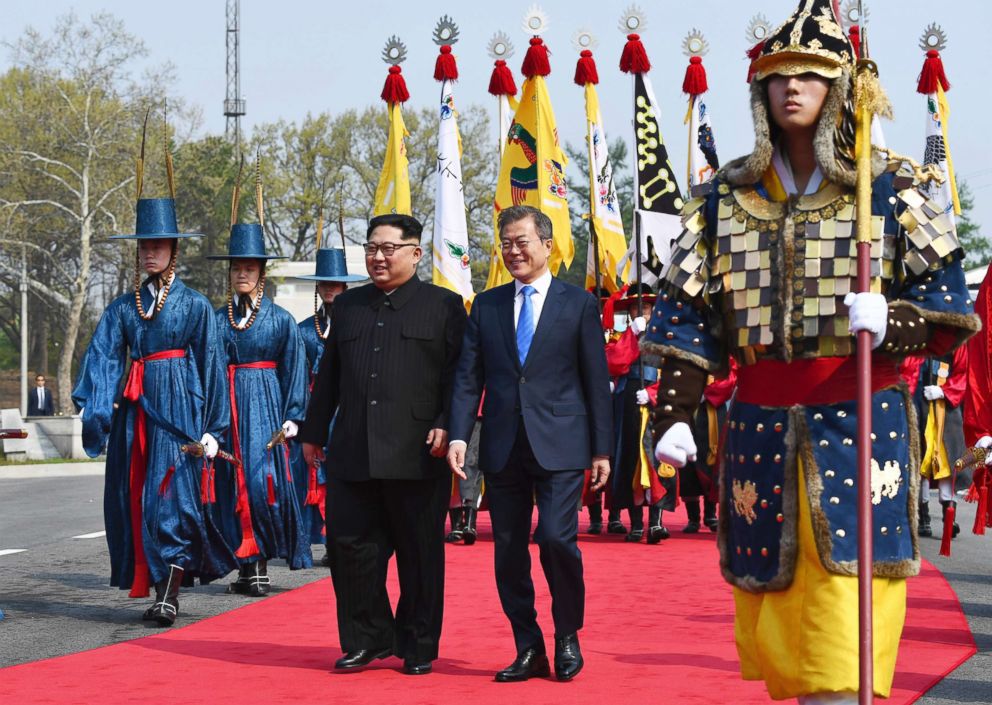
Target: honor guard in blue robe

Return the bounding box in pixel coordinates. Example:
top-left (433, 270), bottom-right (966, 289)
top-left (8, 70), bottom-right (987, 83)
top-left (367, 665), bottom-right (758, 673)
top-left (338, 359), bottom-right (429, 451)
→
top-left (74, 173), bottom-right (236, 627)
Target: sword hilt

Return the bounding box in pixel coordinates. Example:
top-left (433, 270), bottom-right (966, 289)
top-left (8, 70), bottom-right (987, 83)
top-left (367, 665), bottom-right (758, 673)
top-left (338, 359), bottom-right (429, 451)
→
top-left (954, 447), bottom-right (989, 473)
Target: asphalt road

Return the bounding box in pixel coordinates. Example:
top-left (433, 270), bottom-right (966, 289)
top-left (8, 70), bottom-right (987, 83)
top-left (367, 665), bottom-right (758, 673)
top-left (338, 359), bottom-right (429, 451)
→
top-left (0, 469), bottom-right (988, 703)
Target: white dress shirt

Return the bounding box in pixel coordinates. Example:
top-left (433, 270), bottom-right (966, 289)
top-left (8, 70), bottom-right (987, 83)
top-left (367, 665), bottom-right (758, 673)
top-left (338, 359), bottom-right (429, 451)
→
top-left (37, 387), bottom-right (45, 410)
top-left (513, 269), bottom-right (553, 330)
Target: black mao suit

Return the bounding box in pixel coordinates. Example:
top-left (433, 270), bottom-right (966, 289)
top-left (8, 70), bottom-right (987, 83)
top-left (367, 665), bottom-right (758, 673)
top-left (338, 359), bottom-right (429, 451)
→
top-left (300, 274), bottom-right (466, 663)
top-left (448, 276), bottom-right (612, 653)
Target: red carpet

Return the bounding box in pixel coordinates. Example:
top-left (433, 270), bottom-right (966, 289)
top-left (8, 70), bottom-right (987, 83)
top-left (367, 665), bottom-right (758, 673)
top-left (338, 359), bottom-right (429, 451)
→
top-left (0, 515), bottom-right (975, 704)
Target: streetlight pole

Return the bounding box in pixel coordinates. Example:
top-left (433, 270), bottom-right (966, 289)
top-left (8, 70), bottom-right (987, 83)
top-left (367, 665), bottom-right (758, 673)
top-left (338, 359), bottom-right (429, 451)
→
top-left (20, 243), bottom-right (28, 417)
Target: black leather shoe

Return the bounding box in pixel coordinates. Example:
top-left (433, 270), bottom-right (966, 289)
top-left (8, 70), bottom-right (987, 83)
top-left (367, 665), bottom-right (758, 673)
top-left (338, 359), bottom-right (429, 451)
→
top-left (462, 506), bottom-right (478, 546)
top-left (494, 647), bottom-right (550, 682)
top-left (624, 529), bottom-right (643, 542)
top-left (334, 648), bottom-right (392, 670)
top-left (554, 633), bottom-right (583, 682)
top-left (647, 524), bottom-right (669, 544)
top-left (606, 520), bottom-right (626, 534)
top-left (403, 660), bottom-right (433, 675)
top-left (586, 521), bottom-right (602, 535)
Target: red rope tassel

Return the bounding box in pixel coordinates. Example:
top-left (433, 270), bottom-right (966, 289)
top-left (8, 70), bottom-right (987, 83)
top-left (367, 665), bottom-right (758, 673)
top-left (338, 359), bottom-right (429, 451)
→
top-left (521, 37), bottom-right (551, 78)
top-left (488, 59), bottom-right (517, 97)
top-left (974, 485), bottom-right (988, 535)
top-left (682, 55), bottom-right (708, 96)
top-left (305, 461), bottom-right (319, 506)
top-left (939, 503), bottom-right (955, 556)
top-left (917, 49), bottom-right (951, 94)
top-left (619, 33), bottom-right (651, 75)
top-left (745, 41), bottom-right (765, 83)
top-left (573, 49), bottom-right (598, 86)
top-left (381, 65), bottom-right (410, 104)
top-left (267, 474), bottom-right (276, 506)
top-left (434, 44), bottom-right (458, 81)
top-left (848, 26), bottom-right (861, 59)
top-left (158, 466), bottom-right (174, 497)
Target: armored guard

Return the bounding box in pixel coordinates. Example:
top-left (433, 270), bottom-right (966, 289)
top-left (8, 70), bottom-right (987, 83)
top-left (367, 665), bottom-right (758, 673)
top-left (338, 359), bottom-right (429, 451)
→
top-left (642, 1), bottom-right (978, 700)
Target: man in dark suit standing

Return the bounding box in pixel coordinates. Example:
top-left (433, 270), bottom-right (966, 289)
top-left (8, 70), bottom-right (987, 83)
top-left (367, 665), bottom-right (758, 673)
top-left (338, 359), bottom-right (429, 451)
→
top-left (300, 213), bottom-right (466, 676)
top-left (28, 374), bottom-right (54, 416)
top-left (447, 205), bottom-right (612, 682)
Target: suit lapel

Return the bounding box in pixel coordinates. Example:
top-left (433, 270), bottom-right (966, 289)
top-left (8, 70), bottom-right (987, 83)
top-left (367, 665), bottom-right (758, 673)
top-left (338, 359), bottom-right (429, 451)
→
top-left (522, 277), bottom-right (565, 372)
top-left (496, 284), bottom-right (520, 369)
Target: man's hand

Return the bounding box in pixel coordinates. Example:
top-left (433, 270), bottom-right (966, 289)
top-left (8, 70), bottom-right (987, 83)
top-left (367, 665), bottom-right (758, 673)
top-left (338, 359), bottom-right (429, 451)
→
top-left (977, 435), bottom-right (992, 465)
top-left (590, 456), bottom-right (611, 491)
top-left (655, 422), bottom-right (697, 468)
top-left (281, 420), bottom-right (299, 439)
top-left (426, 428), bottom-right (448, 458)
top-left (303, 442), bottom-right (325, 467)
top-left (199, 433), bottom-right (219, 459)
top-left (630, 316), bottom-right (647, 335)
top-left (923, 385), bottom-right (945, 401)
top-left (447, 441), bottom-right (467, 480)
top-left (635, 389), bottom-right (650, 406)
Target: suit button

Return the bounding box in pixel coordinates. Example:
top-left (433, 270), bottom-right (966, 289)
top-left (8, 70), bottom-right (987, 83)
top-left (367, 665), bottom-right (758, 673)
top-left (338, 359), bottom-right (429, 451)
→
top-left (370, 372), bottom-right (378, 379)
top-left (373, 346), bottom-right (381, 352)
top-left (377, 321), bottom-right (384, 327)
top-left (370, 400), bottom-right (378, 406)
top-left (520, 376), bottom-right (526, 384)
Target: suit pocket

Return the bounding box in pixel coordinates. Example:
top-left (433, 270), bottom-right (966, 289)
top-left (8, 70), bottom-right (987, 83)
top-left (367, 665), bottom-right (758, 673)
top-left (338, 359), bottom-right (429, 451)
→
top-left (552, 402), bottom-right (587, 416)
top-left (412, 401), bottom-right (438, 421)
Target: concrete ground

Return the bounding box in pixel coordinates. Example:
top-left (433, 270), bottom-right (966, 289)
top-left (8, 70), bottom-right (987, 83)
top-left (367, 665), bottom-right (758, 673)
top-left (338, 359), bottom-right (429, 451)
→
top-left (0, 464), bottom-right (988, 703)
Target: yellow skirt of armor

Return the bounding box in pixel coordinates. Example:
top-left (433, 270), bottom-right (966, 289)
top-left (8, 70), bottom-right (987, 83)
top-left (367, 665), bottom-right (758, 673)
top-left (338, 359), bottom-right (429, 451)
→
top-left (732, 459), bottom-right (907, 700)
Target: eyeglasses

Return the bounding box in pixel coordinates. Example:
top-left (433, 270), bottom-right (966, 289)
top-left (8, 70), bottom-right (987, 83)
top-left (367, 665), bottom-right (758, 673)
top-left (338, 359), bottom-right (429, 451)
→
top-left (363, 242), bottom-right (418, 257)
top-left (499, 239), bottom-right (535, 253)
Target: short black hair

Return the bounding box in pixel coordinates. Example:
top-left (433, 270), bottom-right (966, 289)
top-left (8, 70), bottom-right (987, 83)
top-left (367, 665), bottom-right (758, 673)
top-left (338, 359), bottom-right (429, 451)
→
top-left (497, 205), bottom-right (552, 241)
top-left (367, 213), bottom-right (423, 242)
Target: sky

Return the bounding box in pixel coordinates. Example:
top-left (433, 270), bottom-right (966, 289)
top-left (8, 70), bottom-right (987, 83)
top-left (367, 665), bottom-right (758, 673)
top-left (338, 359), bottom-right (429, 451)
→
top-left (3, 0), bottom-right (992, 230)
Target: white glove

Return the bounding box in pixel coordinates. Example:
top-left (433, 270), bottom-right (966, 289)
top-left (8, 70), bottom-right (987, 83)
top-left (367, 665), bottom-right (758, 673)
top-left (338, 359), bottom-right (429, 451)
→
top-left (630, 316), bottom-right (647, 335)
top-left (923, 385), bottom-right (945, 401)
top-left (199, 433), bottom-right (219, 459)
top-left (609, 381), bottom-right (616, 393)
top-left (977, 436), bottom-right (992, 465)
top-left (844, 292), bottom-right (888, 350)
top-left (282, 420), bottom-right (299, 440)
top-left (654, 422), bottom-right (697, 468)
top-left (635, 389), bottom-right (650, 406)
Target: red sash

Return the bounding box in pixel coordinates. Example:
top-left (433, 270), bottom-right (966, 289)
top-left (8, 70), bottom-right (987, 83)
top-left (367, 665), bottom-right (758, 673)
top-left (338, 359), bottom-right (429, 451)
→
top-left (122, 348), bottom-right (186, 598)
top-left (227, 361), bottom-right (277, 558)
top-left (736, 356), bottom-right (901, 407)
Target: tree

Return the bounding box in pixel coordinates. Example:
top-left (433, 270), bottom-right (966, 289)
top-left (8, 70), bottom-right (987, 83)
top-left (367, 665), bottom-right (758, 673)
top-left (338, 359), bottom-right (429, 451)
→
top-left (563, 136), bottom-right (634, 288)
top-left (0, 12), bottom-right (175, 412)
top-left (954, 181), bottom-right (990, 270)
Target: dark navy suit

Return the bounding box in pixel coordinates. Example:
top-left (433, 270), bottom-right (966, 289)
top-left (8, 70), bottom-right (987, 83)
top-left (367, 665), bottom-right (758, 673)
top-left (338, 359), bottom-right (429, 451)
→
top-left (449, 275), bottom-right (612, 652)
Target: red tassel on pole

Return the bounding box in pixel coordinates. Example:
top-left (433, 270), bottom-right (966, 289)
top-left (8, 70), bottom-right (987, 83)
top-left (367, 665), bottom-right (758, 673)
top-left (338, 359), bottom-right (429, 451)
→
top-left (974, 484), bottom-right (988, 535)
top-left (434, 44), bottom-right (458, 82)
top-left (682, 55), bottom-right (708, 96)
top-left (917, 49), bottom-right (951, 94)
top-left (939, 503), bottom-right (955, 556)
top-left (521, 37), bottom-right (551, 78)
top-left (381, 65), bottom-right (410, 104)
top-left (488, 59), bottom-right (517, 96)
top-left (573, 49), bottom-right (599, 86)
top-left (848, 26), bottom-right (862, 60)
top-left (745, 41), bottom-right (765, 83)
top-left (620, 33), bottom-right (651, 74)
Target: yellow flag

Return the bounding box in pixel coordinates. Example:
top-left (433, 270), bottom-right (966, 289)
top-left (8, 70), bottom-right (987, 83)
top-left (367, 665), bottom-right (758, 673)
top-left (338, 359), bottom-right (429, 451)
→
top-left (488, 75), bottom-right (572, 288)
top-left (583, 81), bottom-right (627, 293)
top-left (373, 102), bottom-right (411, 216)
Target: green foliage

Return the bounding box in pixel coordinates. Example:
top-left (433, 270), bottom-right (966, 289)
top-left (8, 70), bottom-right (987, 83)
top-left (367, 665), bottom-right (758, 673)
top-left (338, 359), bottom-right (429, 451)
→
top-left (954, 180), bottom-right (990, 270)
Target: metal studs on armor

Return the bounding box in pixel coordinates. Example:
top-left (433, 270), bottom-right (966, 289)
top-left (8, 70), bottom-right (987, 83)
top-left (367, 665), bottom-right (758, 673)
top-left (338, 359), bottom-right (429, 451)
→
top-left (774, 423), bottom-right (783, 432)
top-left (844, 478), bottom-right (854, 487)
top-left (663, 404), bottom-right (673, 412)
top-left (880, 526), bottom-right (888, 535)
top-left (774, 454), bottom-right (782, 463)
top-left (829, 497), bottom-right (840, 504)
top-left (819, 439), bottom-right (829, 447)
top-left (666, 332), bottom-right (674, 340)
top-left (836, 529), bottom-right (846, 538)
top-left (825, 470), bottom-right (835, 478)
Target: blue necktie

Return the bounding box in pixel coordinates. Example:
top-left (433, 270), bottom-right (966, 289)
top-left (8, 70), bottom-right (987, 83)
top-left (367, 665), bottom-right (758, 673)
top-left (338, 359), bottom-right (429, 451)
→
top-left (517, 285), bottom-right (536, 366)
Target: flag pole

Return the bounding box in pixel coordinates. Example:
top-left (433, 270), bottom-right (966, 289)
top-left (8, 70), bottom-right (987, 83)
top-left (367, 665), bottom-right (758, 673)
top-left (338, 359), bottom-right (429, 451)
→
top-left (853, 0), bottom-right (875, 700)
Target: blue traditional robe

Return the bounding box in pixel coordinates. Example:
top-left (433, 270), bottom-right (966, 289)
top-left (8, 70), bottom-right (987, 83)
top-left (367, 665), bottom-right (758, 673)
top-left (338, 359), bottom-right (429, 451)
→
top-left (214, 296), bottom-right (312, 569)
top-left (72, 277), bottom-right (236, 594)
top-left (292, 313), bottom-right (329, 544)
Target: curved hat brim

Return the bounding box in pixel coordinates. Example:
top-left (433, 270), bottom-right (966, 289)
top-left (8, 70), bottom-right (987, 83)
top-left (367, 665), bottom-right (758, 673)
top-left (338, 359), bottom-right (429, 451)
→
top-left (294, 274), bottom-right (367, 282)
top-left (206, 254), bottom-right (288, 261)
top-left (109, 232), bottom-right (204, 240)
